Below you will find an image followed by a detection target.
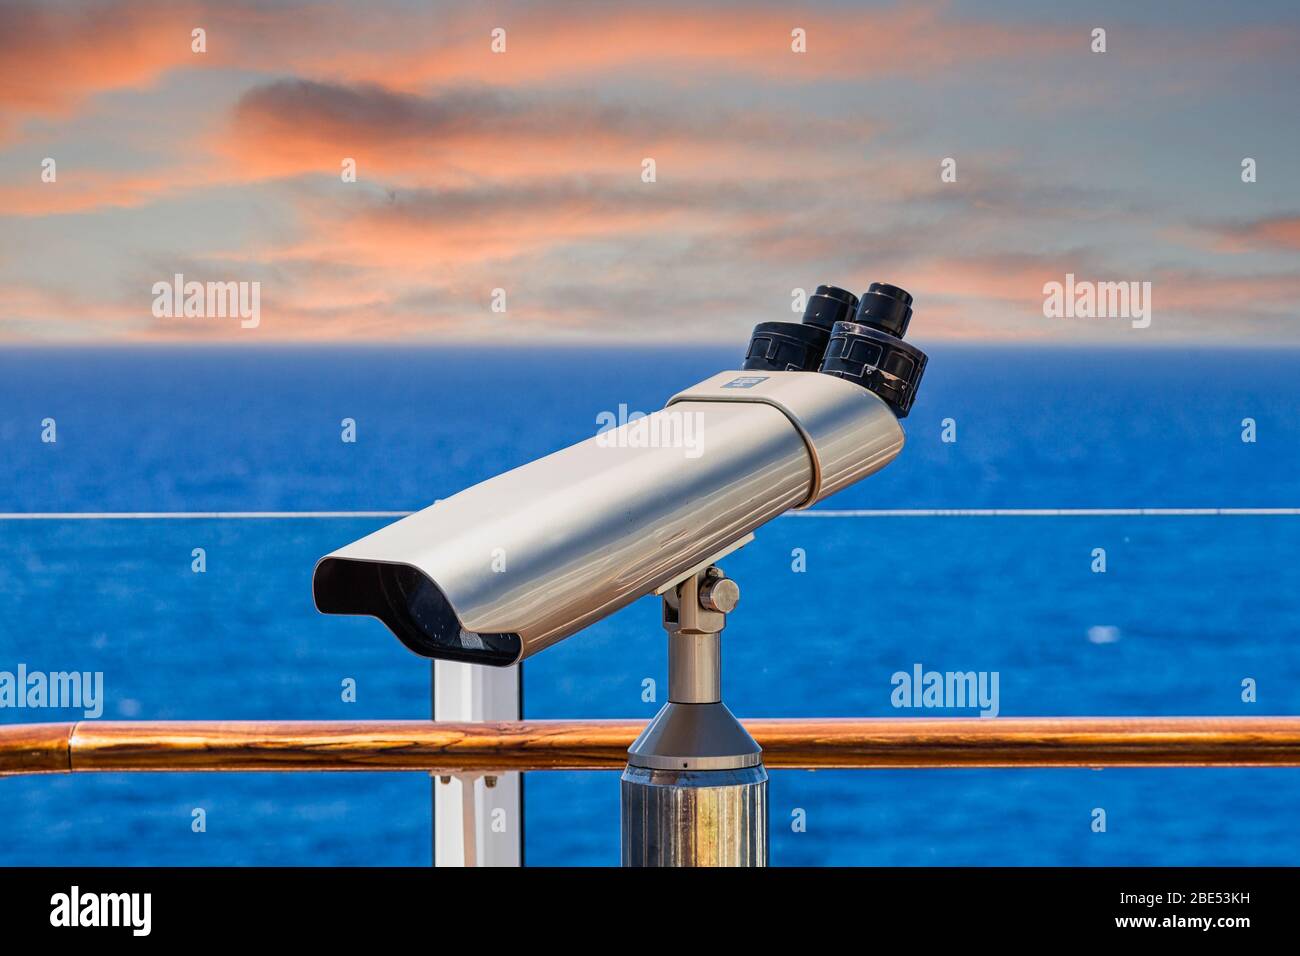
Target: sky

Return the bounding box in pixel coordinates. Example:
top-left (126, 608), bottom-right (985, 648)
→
top-left (1, 0), bottom-right (1298, 345)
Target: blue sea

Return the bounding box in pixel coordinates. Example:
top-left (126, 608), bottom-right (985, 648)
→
top-left (1, 345), bottom-right (1298, 865)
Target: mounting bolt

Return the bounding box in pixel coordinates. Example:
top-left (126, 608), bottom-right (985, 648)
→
top-left (698, 573), bottom-right (740, 613)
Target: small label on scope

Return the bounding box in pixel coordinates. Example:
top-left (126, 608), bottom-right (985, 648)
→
top-left (721, 376), bottom-right (769, 389)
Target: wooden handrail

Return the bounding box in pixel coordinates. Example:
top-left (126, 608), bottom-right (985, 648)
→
top-left (3, 717), bottom-right (1300, 777)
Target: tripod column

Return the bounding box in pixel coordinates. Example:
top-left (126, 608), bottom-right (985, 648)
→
top-left (620, 566), bottom-right (768, 866)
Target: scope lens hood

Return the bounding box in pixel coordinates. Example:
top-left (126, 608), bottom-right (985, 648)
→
top-left (314, 557), bottom-right (522, 665)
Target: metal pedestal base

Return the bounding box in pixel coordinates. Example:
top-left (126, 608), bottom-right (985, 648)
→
top-left (621, 763), bottom-right (767, 866)
top-left (619, 563), bottom-right (767, 866)
top-left (621, 701), bottom-right (769, 867)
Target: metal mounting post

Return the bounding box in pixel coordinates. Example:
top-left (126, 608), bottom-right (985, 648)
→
top-left (620, 565), bottom-right (768, 866)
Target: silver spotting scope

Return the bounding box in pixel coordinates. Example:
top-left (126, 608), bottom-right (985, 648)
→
top-left (313, 282), bottom-right (928, 866)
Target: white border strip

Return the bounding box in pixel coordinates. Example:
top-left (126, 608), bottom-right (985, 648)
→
top-left (0, 508), bottom-right (1297, 520)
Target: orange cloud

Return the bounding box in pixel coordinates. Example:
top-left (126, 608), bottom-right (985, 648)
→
top-left (0, 1), bottom-right (1079, 125)
top-left (0, 165), bottom-right (216, 216)
top-left (216, 78), bottom-right (877, 188)
top-left (288, 3), bottom-right (1080, 92)
top-left (889, 255), bottom-right (1300, 341)
top-left (1218, 216), bottom-right (1300, 253)
top-left (273, 182), bottom-right (722, 271)
top-left (0, 280), bottom-right (151, 339)
top-left (0, 1), bottom-right (201, 116)
top-left (6, 0), bottom-right (1294, 132)
top-left (1165, 214), bottom-right (1300, 256)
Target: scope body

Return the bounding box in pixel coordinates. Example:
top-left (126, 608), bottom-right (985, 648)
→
top-left (313, 369), bottom-right (904, 665)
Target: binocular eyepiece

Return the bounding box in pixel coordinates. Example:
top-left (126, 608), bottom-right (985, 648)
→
top-left (742, 282), bottom-right (927, 417)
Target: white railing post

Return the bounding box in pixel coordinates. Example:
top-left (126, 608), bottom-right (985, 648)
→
top-left (432, 661), bottom-right (523, 867)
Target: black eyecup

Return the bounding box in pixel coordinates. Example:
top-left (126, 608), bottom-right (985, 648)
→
top-left (854, 281), bottom-right (913, 337)
top-left (801, 285), bottom-right (860, 332)
top-left (819, 321), bottom-right (927, 418)
top-left (742, 321), bottom-right (829, 372)
top-left (741, 283), bottom-right (859, 371)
